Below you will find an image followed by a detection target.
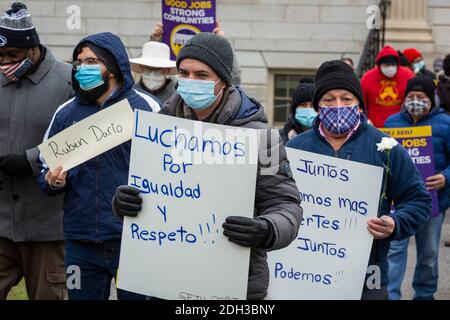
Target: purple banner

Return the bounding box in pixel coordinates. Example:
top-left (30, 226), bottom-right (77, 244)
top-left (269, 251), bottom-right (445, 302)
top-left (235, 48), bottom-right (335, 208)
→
top-left (162, 0), bottom-right (216, 60)
top-left (381, 126), bottom-right (439, 217)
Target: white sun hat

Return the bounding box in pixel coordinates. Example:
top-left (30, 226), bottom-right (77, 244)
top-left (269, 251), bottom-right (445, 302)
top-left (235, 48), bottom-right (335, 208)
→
top-left (129, 41), bottom-right (177, 74)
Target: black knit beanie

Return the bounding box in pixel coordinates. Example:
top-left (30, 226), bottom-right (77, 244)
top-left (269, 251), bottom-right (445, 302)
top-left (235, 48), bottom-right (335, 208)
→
top-left (76, 41), bottom-right (122, 81)
top-left (0, 2), bottom-right (40, 48)
top-left (313, 60), bottom-right (365, 111)
top-left (378, 56), bottom-right (398, 66)
top-left (405, 75), bottom-right (436, 108)
top-left (176, 33), bottom-right (233, 85)
top-left (291, 77), bottom-right (315, 116)
top-left (444, 54), bottom-right (450, 77)
top-left (398, 50), bottom-right (411, 68)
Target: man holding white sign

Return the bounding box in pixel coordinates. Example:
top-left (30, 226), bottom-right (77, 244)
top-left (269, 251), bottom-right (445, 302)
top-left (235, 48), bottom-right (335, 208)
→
top-left (286, 60), bottom-right (431, 299)
top-left (113, 33), bottom-right (302, 300)
top-left (37, 32), bottom-right (160, 300)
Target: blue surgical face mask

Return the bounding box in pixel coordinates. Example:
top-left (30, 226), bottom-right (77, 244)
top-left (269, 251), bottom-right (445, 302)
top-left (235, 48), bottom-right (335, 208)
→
top-left (295, 108), bottom-right (317, 128)
top-left (176, 78), bottom-right (222, 110)
top-left (413, 60), bottom-right (425, 73)
top-left (75, 64), bottom-right (104, 91)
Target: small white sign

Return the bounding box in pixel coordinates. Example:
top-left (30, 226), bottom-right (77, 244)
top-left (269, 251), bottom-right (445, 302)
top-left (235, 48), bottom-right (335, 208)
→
top-left (38, 100), bottom-right (134, 171)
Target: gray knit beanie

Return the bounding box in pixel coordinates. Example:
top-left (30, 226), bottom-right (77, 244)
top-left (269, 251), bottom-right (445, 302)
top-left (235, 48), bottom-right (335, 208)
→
top-left (176, 33), bottom-right (234, 84)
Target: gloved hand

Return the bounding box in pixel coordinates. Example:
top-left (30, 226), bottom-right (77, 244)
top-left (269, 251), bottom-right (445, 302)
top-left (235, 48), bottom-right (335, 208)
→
top-left (222, 216), bottom-right (271, 248)
top-left (0, 153), bottom-right (31, 176)
top-left (112, 186), bottom-right (142, 218)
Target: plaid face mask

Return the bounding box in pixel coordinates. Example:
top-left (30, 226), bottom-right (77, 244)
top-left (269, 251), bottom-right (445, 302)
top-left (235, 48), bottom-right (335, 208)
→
top-left (404, 98), bottom-right (430, 117)
top-left (319, 105), bottom-right (359, 135)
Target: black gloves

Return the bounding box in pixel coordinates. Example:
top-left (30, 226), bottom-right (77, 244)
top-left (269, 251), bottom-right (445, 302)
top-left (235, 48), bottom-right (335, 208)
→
top-left (222, 216), bottom-right (272, 248)
top-left (0, 153), bottom-right (32, 176)
top-left (112, 186), bottom-right (142, 218)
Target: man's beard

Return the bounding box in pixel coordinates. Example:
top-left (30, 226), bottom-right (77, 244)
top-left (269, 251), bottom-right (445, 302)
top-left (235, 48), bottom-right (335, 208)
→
top-left (76, 75), bottom-right (111, 105)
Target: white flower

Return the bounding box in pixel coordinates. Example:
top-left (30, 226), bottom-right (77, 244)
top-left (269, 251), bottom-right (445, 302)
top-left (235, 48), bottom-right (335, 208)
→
top-left (377, 137), bottom-right (398, 152)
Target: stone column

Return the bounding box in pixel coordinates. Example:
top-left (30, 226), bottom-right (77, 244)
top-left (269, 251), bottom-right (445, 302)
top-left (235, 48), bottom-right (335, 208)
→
top-left (385, 0), bottom-right (433, 45)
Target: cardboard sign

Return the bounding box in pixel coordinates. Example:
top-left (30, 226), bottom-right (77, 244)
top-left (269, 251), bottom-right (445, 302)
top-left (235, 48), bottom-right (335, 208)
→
top-left (118, 110), bottom-right (259, 300)
top-left (38, 100), bottom-right (134, 171)
top-left (267, 149), bottom-right (383, 300)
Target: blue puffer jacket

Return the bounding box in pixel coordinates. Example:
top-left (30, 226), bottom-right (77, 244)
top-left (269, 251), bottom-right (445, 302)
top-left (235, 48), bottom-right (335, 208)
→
top-left (385, 107), bottom-right (450, 213)
top-left (287, 115), bottom-right (431, 286)
top-left (37, 33), bottom-right (161, 241)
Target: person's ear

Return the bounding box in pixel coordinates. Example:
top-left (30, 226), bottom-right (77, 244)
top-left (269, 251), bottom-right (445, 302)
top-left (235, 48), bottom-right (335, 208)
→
top-left (221, 81), bottom-right (227, 90)
top-left (29, 46), bottom-right (38, 61)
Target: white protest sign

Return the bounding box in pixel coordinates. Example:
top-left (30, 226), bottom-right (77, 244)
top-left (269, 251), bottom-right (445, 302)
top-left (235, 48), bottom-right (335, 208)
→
top-left (38, 99), bottom-right (134, 171)
top-left (117, 110), bottom-right (259, 300)
top-left (267, 149), bottom-right (383, 300)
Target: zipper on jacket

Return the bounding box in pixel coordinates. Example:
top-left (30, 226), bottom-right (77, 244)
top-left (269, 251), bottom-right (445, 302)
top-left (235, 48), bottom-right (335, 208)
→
top-left (95, 104), bottom-right (105, 239)
top-left (316, 123), bottom-right (363, 159)
top-left (319, 137), bottom-right (356, 160)
top-left (317, 134), bottom-right (342, 158)
top-left (334, 149), bottom-right (339, 158)
top-left (95, 149), bottom-right (100, 238)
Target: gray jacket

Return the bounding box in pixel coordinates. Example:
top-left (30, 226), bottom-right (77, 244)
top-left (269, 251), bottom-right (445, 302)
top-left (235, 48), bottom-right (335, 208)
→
top-left (161, 86), bottom-right (302, 300)
top-left (0, 47), bottom-right (73, 242)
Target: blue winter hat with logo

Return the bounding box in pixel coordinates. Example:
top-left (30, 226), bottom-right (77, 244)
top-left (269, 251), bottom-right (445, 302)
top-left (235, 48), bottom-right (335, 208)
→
top-left (0, 2), bottom-right (40, 48)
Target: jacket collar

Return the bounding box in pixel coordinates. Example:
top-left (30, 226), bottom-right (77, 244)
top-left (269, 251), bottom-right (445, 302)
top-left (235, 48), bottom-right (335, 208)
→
top-left (399, 103), bottom-right (440, 124)
top-left (27, 47), bottom-right (55, 85)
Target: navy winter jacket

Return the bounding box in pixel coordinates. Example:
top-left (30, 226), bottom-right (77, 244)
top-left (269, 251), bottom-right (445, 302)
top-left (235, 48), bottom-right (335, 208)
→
top-left (38, 33), bottom-right (160, 241)
top-left (385, 107), bottom-right (450, 213)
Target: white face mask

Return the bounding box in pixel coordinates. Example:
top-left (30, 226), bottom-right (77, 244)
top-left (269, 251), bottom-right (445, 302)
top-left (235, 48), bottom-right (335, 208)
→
top-left (141, 70), bottom-right (166, 91)
top-left (380, 65), bottom-right (398, 78)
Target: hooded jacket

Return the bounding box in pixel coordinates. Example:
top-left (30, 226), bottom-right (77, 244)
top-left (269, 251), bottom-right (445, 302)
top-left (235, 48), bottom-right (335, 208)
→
top-left (161, 86), bottom-right (302, 300)
top-left (37, 33), bottom-right (160, 241)
top-left (361, 46), bottom-right (415, 128)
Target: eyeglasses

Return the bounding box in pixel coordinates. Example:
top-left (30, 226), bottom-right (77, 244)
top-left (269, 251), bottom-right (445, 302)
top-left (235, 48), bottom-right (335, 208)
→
top-left (71, 57), bottom-right (104, 70)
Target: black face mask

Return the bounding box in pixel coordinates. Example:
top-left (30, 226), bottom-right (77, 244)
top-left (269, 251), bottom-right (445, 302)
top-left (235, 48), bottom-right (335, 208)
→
top-left (75, 74), bottom-right (110, 105)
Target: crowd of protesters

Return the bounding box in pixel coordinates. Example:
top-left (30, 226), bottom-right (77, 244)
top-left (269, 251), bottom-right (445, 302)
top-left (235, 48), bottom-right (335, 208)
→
top-left (0, 2), bottom-right (449, 301)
